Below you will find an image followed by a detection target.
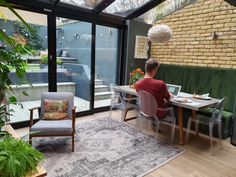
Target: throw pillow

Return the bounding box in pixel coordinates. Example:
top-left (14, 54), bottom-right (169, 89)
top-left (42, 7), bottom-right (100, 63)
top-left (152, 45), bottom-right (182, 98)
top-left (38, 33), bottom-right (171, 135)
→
top-left (43, 99), bottom-right (68, 120)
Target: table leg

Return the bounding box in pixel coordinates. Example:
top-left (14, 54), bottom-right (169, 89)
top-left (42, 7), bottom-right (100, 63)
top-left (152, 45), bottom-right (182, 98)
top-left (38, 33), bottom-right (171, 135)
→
top-left (178, 107), bottom-right (184, 145)
top-left (123, 94), bottom-right (137, 122)
top-left (122, 108), bottom-right (137, 122)
top-left (192, 110), bottom-right (199, 138)
top-left (192, 110), bottom-right (196, 119)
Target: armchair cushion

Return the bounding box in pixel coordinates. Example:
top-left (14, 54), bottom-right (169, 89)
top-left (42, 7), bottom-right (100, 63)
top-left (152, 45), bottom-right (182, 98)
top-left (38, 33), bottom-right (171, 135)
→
top-left (43, 99), bottom-right (68, 120)
top-left (31, 120), bottom-right (73, 135)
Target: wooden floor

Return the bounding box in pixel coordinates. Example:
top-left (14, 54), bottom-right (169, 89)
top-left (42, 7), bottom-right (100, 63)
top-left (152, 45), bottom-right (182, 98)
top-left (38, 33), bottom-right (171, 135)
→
top-left (16, 110), bottom-right (236, 177)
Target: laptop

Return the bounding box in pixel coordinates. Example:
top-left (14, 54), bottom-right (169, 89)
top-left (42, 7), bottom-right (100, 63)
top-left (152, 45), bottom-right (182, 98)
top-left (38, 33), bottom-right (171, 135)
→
top-left (166, 84), bottom-right (181, 96)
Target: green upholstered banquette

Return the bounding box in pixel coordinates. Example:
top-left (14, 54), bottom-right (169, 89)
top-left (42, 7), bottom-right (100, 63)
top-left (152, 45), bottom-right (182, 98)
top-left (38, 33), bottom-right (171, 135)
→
top-left (157, 64), bottom-right (235, 138)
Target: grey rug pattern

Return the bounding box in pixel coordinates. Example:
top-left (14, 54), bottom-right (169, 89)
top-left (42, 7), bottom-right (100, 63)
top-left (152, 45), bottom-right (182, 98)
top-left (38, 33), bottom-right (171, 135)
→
top-left (32, 119), bottom-right (184, 177)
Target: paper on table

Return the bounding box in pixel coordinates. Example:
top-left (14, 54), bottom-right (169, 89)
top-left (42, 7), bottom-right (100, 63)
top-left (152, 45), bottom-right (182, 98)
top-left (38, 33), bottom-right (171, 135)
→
top-left (185, 101), bottom-right (201, 106)
top-left (174, 97), bottom-right (192, 103)
top-left (202, 93), bottom-right (209, 97)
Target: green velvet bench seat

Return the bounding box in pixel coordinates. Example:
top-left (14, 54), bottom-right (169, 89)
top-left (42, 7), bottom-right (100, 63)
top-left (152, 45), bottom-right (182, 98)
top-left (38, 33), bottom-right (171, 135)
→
top-left (157, 64), bottom-right (236, 138)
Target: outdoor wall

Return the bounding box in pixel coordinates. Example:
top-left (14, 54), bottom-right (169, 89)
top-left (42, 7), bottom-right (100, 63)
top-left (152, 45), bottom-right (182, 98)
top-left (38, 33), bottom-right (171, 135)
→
top-left (57, 22), bottom-right (118, 85)
top-left (0, 19), bottom-right (47, 49)
top-left (125, 20), bottom-right (151, 84)
top-left (57, 21), bottom-right (91, 66)
top-left (95, 25), bottom-right (119, 86)
top-left (151, 0), bottom-right (236, 68)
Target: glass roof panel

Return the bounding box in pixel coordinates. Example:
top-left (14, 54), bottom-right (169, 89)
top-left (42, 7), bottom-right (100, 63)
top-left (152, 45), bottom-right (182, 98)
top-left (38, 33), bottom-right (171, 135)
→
top-left (138, 0), bottom-right (196, 24)
top-left (138, 6), bottom-right (157, 24)
top-left (37, 0), bottom-right (55, 3)
top-left (103, 0), bottom-right (150, 17)
top-left (60, 0), bottom-right (103, 9)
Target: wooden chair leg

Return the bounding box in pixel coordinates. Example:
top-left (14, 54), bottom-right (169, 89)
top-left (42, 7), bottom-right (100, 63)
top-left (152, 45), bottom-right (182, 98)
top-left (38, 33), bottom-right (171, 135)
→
top-left (122, 109), bottom-right (129, 121)
top-left (72, 134), bottom-right (74, 152)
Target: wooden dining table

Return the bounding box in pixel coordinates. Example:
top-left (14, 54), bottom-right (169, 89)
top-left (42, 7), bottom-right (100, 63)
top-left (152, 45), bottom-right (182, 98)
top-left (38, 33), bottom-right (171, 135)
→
top-left (117, 85), bottom-right (219, 145)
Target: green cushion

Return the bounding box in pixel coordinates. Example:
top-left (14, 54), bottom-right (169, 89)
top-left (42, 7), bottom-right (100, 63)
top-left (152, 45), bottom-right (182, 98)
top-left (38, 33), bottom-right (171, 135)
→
top-left (198, 108), bottom-right (233, 120)
top-left (157, 64), bottom-right (236, 112)
top-left (157, 64), bottom-right (236, 138)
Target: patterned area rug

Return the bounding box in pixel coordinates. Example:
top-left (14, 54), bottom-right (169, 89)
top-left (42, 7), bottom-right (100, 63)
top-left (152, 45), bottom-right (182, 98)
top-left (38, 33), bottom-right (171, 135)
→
top-left (32, 119), bottom-right (184, 177)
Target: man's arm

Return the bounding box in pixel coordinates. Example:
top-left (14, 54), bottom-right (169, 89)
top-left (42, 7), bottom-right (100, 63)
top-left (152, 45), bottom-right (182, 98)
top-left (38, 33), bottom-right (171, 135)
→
top-left (162, 82), bottom-right (171, 100)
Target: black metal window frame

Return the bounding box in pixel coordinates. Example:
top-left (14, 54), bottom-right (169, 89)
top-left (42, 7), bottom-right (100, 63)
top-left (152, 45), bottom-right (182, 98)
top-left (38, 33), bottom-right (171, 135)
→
top-left (7, 0), bottom-right (163, 23)
top-left (2, 1), bottom-right (126, 128)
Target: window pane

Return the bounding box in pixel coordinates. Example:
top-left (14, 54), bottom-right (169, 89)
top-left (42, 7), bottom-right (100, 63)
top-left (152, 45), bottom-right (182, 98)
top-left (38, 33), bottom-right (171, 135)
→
top-left (0, 7), bottom-right (48, 123)
top-left (94, 25), bottom-right (119, 108)
top-left (61, 0), bottom-right (103, 9)
top-left (103, 0), bottom-right (150, 17)
top-left (56, 17), bottom-right (92, 112)
top-left (139, 0), bottom-right (197, 23)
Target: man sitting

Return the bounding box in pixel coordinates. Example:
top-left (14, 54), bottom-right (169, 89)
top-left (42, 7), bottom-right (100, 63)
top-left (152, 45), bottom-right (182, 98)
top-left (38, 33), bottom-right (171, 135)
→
top-left (135, 58), bottom-right (172, 119)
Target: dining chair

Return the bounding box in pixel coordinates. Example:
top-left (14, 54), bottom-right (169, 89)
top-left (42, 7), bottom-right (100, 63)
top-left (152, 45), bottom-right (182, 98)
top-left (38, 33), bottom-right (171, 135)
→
top-left (108, 84), bottom-right (138, 126)
top-left (136, 90), bottom-right (176, 143)
top-left (29, 92), bottom-right (76, 152)
top-left (185, 97), bottom-right (227, 155)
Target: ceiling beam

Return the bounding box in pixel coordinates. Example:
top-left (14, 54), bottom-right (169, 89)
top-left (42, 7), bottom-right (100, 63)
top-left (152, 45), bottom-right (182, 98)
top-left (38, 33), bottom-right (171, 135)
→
top-left (54, 0), bottom-right (60, 6)
top-left (5, 0), bottom-right (126, 27)
top-left (93, 0), bottom-right (115, 14)
top-left (125, 0), bottom-right (164, 20)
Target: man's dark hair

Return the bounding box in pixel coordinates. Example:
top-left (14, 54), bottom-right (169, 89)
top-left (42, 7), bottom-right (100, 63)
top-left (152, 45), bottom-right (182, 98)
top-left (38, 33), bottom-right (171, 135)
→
top-left (145, 58), bottom-right (159, 73)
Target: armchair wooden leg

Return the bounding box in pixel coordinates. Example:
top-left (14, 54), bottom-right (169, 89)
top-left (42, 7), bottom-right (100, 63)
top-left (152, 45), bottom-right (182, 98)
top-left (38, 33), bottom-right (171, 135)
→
top-left (72, 134), bottom-right (74, 152)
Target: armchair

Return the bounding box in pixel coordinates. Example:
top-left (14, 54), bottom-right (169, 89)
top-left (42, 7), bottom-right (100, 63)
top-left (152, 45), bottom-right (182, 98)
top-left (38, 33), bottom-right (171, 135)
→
top-left (29, 92), bottom-right (76, 152)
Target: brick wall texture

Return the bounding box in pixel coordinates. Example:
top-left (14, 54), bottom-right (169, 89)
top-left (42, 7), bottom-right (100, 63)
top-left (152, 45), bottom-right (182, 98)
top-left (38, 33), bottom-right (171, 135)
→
top-left (151, 0), bottom-right (236, 68)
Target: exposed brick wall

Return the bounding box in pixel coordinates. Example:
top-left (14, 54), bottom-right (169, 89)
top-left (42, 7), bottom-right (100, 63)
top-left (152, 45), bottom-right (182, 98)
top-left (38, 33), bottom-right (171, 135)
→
top-left (151, 0), bottom-right (236, 68)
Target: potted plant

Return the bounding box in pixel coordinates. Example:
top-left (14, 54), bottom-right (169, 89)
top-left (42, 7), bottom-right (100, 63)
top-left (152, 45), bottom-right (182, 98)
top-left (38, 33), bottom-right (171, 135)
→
top-left (0, 0), bottom-right (33, 134)
top-left (0, 0), bottom-right (31, 104)
top-left (0, 136), bottom-right (43, 177)
top-left (0, 103), bottom-right (11, 136)
top-left (129, 68), bottom-right (144, 88)
top-left (0, 2), bottom-right (44, 176)
top-left (40, 55), bottom-right (63, 69)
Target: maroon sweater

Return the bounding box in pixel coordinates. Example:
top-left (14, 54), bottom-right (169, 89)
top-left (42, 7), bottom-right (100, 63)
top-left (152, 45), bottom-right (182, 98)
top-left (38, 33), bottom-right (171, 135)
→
top-left (135, 78), bottom-right (170, 119)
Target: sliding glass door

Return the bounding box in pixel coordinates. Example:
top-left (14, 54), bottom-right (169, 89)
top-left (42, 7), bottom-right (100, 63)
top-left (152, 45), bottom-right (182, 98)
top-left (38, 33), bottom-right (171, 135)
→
top-left (1, 6), bottom-right (122, 126)
top-left (94, 25), bottom-right (120, 108)
top-left (56, 17), bottom-right (92, 112)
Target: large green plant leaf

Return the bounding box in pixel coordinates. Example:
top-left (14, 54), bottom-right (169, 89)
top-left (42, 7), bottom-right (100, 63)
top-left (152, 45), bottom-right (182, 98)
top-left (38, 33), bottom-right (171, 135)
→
top-left (0, 29), bottom-right (16, 52)
top-left (0, 137), bottom-right (43, 177)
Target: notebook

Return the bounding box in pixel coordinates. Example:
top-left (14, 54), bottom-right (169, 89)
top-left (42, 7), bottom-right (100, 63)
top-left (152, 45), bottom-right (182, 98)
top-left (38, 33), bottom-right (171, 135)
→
top-left (166, 84), bottom-right (181, 96)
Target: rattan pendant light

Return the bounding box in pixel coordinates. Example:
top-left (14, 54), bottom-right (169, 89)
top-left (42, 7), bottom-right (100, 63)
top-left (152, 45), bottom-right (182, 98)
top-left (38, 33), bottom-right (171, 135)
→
top-left (147, 24), bottom-right (172, 43)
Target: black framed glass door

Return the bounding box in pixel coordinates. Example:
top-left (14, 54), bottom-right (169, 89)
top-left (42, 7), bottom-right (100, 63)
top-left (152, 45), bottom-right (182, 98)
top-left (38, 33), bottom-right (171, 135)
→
top-left (94, 25), bottom-right (120, 108)
top-left (1, 5), bottom-right (124, 128)
top-left (56, 17), bottom-right (92, 113)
